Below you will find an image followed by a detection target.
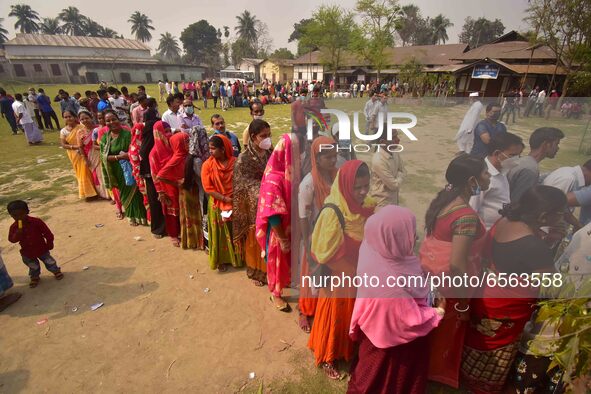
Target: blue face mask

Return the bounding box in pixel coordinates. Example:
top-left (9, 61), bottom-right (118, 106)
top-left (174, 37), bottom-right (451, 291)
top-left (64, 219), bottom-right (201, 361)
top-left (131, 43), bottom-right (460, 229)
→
top-left (471, 179), bottom-right (482, 196)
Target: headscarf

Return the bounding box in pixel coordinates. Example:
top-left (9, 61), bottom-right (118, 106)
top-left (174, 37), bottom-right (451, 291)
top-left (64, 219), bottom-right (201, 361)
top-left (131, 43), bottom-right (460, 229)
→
top-left (349, 205), bottom-right (441, 349)
top-left (311, 136), bottom-right (338, 209)
top-left (201, 134), bottom-right (236, 211)
top-left (148, 121), bottom-right (172, 191)
top-left (311, 160), bottom-right (375, 264)
top-left (158, 132), bottom-right (189, 182)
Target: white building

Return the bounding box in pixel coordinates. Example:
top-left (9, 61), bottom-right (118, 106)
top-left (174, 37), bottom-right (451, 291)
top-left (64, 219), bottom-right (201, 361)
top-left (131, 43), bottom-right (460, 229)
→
top-left (0, 34), bottom-right (205, 84)
top-left (293, 51), bottom-right (324, 83)
top-left (237, 58), bottom-right (264, 83)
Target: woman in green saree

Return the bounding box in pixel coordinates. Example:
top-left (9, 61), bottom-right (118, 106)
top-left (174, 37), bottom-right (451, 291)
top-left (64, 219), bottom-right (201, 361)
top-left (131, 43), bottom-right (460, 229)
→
top-left (100, 109), bottom-right (147, 226)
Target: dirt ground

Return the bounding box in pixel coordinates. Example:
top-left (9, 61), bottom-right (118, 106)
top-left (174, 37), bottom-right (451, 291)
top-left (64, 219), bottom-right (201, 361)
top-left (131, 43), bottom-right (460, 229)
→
top-left (0, 100), bottom-right (586, 393)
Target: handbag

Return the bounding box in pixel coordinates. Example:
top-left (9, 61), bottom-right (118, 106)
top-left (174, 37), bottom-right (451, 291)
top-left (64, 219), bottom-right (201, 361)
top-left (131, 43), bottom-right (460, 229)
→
top-left (119, 159), bottom-right (136, 186)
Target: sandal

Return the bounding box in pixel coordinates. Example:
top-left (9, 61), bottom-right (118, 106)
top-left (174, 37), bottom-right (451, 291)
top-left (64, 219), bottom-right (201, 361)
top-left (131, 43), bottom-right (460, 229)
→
top-left (252, 279), bottom-right (265, 287)
top-left (54, 271), bottom-right (64, 280)
top-left (115, 211), bottom-right (124, 220)
top-left (269, 295), bottom-right (292, 313)
top-left (299, 312), bottom-right (312, 334)
top-left (217, 264), bottom-right (228, 272)
top-left (0, 292), bottom-right (22, 312)
top-left (171, 238), bottom-right (180, 247)
top-left (321, 362), bottom-right (342, 380)
top-left (29, 277), bottom-right (40, 288)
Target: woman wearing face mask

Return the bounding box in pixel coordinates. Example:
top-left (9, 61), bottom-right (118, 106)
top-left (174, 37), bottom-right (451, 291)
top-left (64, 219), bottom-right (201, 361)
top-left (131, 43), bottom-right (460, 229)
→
top-left (60, 110), bottom-right (98, 201)
top-left (419, 153), bottom-right (490, 389)
top-left (100, 110), bottom-right (147, 225)
top-left (461, 186), bottom-right (567, 394)
top-left (202, 135), bottom-right (242, 271)
top-left (308, 160), bottom-right (375, 380)
top-left (469, 132), bottom-right (524, 230)
top-left (298, 136), bottom-right (339, 333)
top-left (233, 119), bottom-right (273, 286)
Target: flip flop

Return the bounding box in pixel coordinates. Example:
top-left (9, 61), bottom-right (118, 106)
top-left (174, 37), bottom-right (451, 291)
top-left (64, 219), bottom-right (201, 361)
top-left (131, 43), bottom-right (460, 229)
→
top-left (269, 296), bottom-right (291, 313)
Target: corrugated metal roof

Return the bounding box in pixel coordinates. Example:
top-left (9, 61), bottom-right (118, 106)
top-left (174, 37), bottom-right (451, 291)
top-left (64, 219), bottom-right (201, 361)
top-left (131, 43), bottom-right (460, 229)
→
top-left (453, 41), bottom-right (556, 61)
top-left (262, 58), bottom-right (295, 67)
top-left (240, 58), bottom-right (265, 65)
top-left (6, 55), bottom-right (158, 64)
top-left (4, 33), bottom-right (151, 51)
top-left (452, 59), bottom-right (567, 75)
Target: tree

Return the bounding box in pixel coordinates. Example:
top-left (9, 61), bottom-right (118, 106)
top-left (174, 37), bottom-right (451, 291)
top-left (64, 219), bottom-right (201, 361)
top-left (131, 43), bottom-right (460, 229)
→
top-left (397, 5), bottom-right (420, 46)
top-left (99, 27), bottom-right (120, 39)
top-left (300, 5), bottom-right (357, 82)
top-left (526, 0), bottom-right (591, 97)
top-left (235, 10), bottom-right (259, 48)
top-left (289, 18), bottom-right (314, 56)
top-left (223, 26), bottom-right (229, 38)
top-left (399, 57), bottom-right (424, 96)
top-left (8, 4), bottom-right (40, 34)
top-left (128, 11), bottom-right (155, 42)
top-left (84, 18), bottom-right (102, 37)
top-left (413, 17), bottom-right (435, 45)
top-left (352, 0), bottom-right (403, 81)
top-left (0, 19), bottom-right (8, 44)
top-left (430, 14), bottom-right (453, 44)
top-left (59, 6), bottom-right (86, 36)
top-left (39, 17), bottom-right (62, 35)
top-left (270, 48), bottom-right (295, 59)
top-left (459, 17), bottom-right (505, 47)
top-left (231, 37), bottom-right (257, 66)
top-left (158, 32), bottom-right (181, 61)
top-left (254, 21), bottom-right (273, 58)
top-left (180, 20), bottom-right (222, 74)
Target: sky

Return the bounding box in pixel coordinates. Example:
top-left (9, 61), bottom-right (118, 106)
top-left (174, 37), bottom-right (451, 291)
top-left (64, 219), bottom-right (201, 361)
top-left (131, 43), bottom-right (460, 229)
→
top-left (2, 0), bottom-right (532, 54)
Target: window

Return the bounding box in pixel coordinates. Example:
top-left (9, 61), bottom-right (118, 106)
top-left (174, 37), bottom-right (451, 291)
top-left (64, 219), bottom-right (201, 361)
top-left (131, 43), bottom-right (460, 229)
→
top-left (180, 73), bottom-right (185, 80)
top-left (33, 64), bottom-right (42, 72)
top-left (120, 72), bottom-right (131, 83)
top-left (145, 73), bottom-right (153, 83)
top-left (14, 64), bottom-right (26, 77)
top-left (50, 64), bottom-right (61, 76)
top-left (312, 72), bottom-right (318, 81)
top-left (162, 73), bottom-right (168, 81)
top-left (298, 72), bottom-right (302, 80)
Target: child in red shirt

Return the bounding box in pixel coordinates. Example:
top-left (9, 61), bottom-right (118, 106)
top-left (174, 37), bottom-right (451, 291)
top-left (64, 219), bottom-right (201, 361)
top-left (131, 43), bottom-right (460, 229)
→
top-left (7, 200), bottom-right (63, 288)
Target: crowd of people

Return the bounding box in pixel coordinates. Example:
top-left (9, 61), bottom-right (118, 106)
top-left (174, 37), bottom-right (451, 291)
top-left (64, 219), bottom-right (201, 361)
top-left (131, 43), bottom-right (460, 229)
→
top-left (0, 79), bottom-right (590, 393)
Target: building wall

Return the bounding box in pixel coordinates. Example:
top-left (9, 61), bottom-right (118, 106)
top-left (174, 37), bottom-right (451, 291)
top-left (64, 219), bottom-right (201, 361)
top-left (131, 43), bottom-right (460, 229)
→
top-left (78, 64), bottom-right (205, 84)
top-left (259, 61), bottom-right (294, 83)
top-left (237, 62), bottom-right (261, 83)
top-left (0, 59), bottom-right (72, 84)
top-left (4, 45), bottom-right (151, 61)
top-left (293, 64), bottom-right (324, 83)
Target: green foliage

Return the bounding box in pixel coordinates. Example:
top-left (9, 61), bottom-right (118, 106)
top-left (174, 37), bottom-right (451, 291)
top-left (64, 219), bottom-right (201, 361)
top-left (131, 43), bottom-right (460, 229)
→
top-left (458, 17), bottom-right (505, 47)
top-left (0, 18), bottom-right (10, 43)
top-left (398, 57), bottom-right (424, 95)
top-left (157, 32), bottom-right (181, 62)
top-left (8, 4), bottom-right (40, 34)
top-left (59, 6), bottom-right (86, 36)
top-left (289, 18), bottom-right (315, 56)
top-left (351, 0), bottom-right (403, 79)
top-left (231, 37), bottom-right (257, 66)
top-left (181, 20), bottom-right (222, 73)
top-left (300, 5), bottom-right (356, 77)
top-left (235, 10), bottom-right (259, 48)
top-left (128, 11), bottom-right (155, 43)
top-left (430, 14), bottom-right (454, 44)
top-left (270, 48), bottom-right (295, 60)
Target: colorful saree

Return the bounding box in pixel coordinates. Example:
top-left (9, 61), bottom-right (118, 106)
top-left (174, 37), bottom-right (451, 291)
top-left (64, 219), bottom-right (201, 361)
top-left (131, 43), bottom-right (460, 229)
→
top-left (78, 124), bottom-right (109, 199)
top-left (233, 140), bottom-right (272, 283)
top-left (256, 134), bottom-right (295, 296)
top-left (202, 134), bottom-right (241, 269)
top-left (63, 125), bottom-right (97, 199)
top-left (100, 129), bottom-right (147, 224)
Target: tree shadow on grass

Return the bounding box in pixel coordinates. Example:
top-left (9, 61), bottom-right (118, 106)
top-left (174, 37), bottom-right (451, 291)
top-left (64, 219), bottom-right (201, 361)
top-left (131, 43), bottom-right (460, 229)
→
top-left (2, 266), bottom-right (159, 320)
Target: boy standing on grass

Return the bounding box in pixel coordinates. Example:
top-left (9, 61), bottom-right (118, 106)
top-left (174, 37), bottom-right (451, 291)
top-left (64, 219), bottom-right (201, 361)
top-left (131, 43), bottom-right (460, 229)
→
top-left (7, 200), bottom-right (63, 288)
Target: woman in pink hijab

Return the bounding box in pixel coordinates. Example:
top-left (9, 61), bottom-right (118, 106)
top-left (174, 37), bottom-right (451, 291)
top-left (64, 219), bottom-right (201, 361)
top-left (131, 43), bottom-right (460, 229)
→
top-left (348, 205), bottom-right (445, 394)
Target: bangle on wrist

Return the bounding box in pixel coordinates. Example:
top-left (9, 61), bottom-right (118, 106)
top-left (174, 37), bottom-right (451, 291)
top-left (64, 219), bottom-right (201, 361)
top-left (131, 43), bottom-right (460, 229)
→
top-left (454, 302), bottom-right (469, 313)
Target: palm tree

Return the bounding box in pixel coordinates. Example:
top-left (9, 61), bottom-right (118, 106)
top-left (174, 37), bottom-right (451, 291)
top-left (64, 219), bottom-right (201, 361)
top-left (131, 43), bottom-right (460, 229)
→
top-left (235, 10), bottom-right (259, 47)
top-left (128, 11), bottom-right (154, 42)
top-left (8, 4), bottom-right (40, 33)
top-left (157, 32), bottom-right (181, 60)
top-left (99, 27), bottom-right (119, 39)
top-left (397, 5), bottom-right (420, 46)
top-left (430, 14), bottom-right (453, 44)
top-left (39, 17), bottom-right (62, 35)
top-left (223, 26), bottom-right (229, 38)
top-left (59, 6), bottom-right (86, 36)
top-left (0, 19), bottom-right (9, 44)
top-left (84, 18), bottom-right (101, 37)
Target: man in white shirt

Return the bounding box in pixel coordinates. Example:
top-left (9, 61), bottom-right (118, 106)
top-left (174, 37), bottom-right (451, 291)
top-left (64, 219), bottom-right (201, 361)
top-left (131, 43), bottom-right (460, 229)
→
top-left (360, 83), bottom-right (366, 97)
top-left (369, 129), bottom-right (407, 208)
top-left (165, 81), bottom-right (171, 96)
top-left (158, 80), bottom-right (166, 102)
top-left (363, 92), bottom-right (380, 134)
top-left (470, 132), bottom-right (524, 229)
top-left (161, 94), bottom-right (183, 133)
top-left (108, 89), bottom-right (129, 125)
top-left (543, 159), bottom-right (591, 230)
top-left (12, 93), bottom-right (43, 144)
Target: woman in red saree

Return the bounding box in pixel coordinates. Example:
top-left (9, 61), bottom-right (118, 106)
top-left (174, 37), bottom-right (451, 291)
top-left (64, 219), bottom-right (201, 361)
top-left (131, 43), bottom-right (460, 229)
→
top-left (298, 136), bottom-right (338, 332)
top-left (418, 154), bottom-right (490, 389)
top-left (149, 121), bottom-right (179, 246)
top-left (308, 160), bottom-right (374, 380)
top-left (256, 133), bottom-right (297, 312)
top-left (461, 185), bottom-right (567, 394)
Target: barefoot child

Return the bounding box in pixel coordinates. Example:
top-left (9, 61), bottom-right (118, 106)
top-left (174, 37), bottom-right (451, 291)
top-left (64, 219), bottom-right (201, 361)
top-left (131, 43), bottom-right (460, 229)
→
top-left (7, 200), bottom-right (63, 288)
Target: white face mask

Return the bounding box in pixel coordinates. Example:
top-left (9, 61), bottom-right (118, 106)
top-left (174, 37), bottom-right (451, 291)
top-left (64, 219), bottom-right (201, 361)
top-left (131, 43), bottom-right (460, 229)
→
top-left (258, 137), bottom-right (272, 150)
top-left (253, 115), bottom-right (264, 120)
top-left (500, 153), bottom-right (520, 174)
